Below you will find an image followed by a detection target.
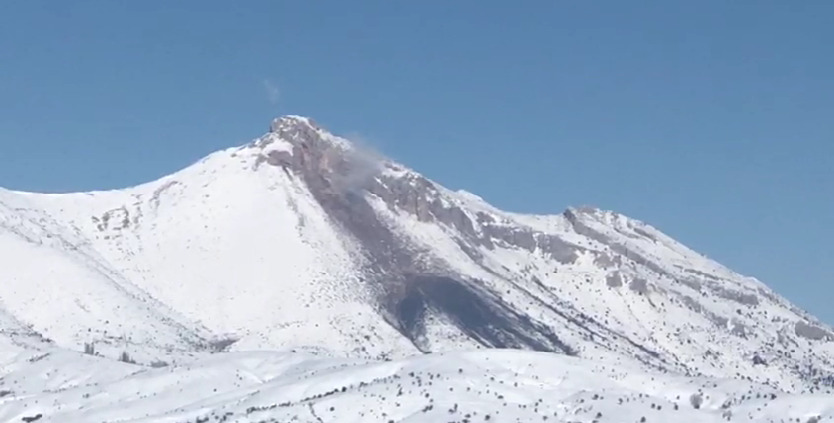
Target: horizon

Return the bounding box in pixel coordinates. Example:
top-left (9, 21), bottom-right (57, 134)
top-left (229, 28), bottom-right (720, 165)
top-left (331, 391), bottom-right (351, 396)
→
top-left (1, 2), bottom-right (831, 323)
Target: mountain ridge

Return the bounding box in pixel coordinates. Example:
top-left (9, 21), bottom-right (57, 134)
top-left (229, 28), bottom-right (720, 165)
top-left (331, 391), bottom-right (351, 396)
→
top-left (0, 115), bottom-right (832, 393)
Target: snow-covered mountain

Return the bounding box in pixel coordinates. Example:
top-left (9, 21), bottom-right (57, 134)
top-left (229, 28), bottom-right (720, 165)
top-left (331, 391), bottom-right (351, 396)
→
top-left (1, 115), bottom-right (833, 407)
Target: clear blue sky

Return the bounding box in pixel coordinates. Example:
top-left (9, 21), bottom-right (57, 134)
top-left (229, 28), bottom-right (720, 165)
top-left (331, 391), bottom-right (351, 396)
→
top-left (1, 2), bottom-right (832, 323)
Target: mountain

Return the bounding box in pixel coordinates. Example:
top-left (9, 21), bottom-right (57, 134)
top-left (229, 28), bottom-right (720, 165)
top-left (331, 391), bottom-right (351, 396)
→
top-left (1, 115), bottom-right (832, 397)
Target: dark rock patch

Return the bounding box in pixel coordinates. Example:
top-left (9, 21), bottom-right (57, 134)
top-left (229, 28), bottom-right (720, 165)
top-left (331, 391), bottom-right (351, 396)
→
top-left (629, 278), bottom-right (649, 295)
top-left (713, 287), bottom-right (759, 306)
top-left (393, 274), bottom-right (575, 354)
top-left (606, 272), bottom-right (624, 288)
top-left (678, 278), bottom-right (703, 291)
top-left (795, 321), bottom-right (834, 341)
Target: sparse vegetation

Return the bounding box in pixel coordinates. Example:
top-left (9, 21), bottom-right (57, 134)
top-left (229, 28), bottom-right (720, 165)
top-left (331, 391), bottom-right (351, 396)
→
top-left (118, 351), bottom-right (136, 364)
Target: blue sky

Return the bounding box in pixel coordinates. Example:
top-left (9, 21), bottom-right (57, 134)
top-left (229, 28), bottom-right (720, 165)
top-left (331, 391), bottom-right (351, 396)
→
top-left (1, 1), bottom-right (832, 323)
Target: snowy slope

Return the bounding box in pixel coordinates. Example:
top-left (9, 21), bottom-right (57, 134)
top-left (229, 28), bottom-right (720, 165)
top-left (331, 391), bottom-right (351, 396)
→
top-left (5, 144), bottom-right (416, 360)
top-left (0, 191), bottom-right (210, 363)
top-left (1, 115), bottom-right (833, 397)
top-left (0, 348), bottom-right (831, 423)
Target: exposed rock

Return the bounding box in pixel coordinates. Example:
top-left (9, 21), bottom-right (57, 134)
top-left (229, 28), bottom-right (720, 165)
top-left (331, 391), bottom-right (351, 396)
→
top-left (678, 278), bottom-right (703, 291)
top-left (629, 278), bottom-right (649, 295)
top-left (795, 321), bottom-right (833, 341)
top-left (714, 286), bottom-right (760, 306)
top-left (594, 252), bottom-right (621, 268)
top-left (606, 272), bottom-right (624, 288)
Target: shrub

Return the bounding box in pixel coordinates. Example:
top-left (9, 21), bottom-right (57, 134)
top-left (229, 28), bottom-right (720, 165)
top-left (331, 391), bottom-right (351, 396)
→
top-left (119, 351), bottom-right (136, 364)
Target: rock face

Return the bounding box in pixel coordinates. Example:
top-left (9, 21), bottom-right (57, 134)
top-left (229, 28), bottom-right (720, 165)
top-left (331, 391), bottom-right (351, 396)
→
top-left (795, 321), bottom-right (834, 341)
top-left (1, 115), bottom-right (833, 392)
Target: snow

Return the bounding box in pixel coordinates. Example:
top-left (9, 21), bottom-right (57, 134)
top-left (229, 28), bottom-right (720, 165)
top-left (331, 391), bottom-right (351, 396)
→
top-left (1, 348), bottom-right (831, 423)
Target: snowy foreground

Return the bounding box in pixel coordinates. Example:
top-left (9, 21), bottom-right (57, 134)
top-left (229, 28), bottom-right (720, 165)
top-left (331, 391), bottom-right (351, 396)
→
top-left (1, 348), bottom-right (831, 423)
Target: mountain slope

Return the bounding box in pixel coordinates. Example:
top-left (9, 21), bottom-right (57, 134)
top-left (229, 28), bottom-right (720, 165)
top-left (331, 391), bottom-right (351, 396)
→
top-left (3, 348), bottom-right (833, 423)
top-left (0, 191), bottom-right (211, 362)
top-left (1, 115), bottom-right (832, 392)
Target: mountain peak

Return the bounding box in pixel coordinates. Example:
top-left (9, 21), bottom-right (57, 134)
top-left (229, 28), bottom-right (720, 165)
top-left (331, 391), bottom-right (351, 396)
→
top-left (269, 115), bottom-right (319, 133)
top-left (258, 115), bottom-right (354, 154)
